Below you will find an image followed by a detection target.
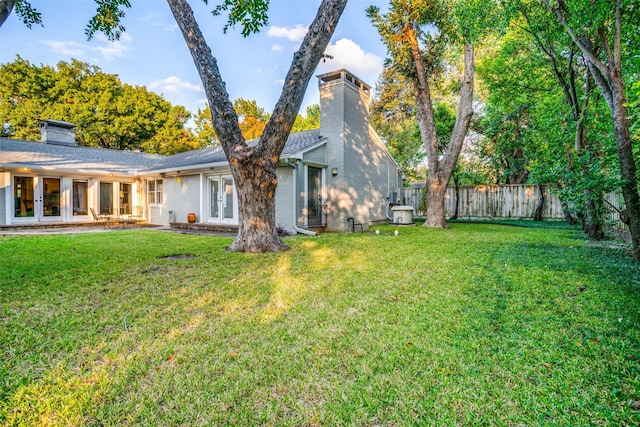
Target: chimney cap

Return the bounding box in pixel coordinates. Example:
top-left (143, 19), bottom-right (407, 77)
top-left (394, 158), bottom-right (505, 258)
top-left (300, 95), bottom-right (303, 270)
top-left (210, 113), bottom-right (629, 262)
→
top-left (317, 69), bottom-right (371, 95)
top-left (40, 119), bottom-right (77, 129)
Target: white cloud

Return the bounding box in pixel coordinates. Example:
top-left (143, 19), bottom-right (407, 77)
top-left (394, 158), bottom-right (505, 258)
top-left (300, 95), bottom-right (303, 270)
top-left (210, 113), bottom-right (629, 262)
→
top-left (40, 40), bottom-right (86, 57)
top-left (148, 76), bottom-right (203, 95)
top-left (267, 24), bottom-right (307, 42)
top-left (321, 38), bottom-right (383, 76)
top-left (94, 33), bottom-right (132, 61)
top-left (271, 44), bottom-right (283, 52)
top-left (40, 33), bottom-right (133, 62)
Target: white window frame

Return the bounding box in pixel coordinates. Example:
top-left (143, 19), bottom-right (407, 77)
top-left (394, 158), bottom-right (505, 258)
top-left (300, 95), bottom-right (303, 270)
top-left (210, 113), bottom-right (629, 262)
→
top-left (147, 179), bottom-right (164, 206)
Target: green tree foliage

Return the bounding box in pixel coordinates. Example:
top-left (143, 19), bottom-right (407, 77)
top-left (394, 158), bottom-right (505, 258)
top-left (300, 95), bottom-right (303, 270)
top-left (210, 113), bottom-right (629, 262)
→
top-left (0, 56), bottom-right (201, 154)
top-left (368, 0), bottom-right (498, 227)
top-left (370, 68), bottom-right (425, 182)
top-left (371, 60), bottom-right (491, 185)
top-left (539, 0), bottom-right (640, 258)
top-left (233, 98), bottom-right (269, 140)
top-left (193, 105), bottom-right (218, 146)
top-left (478, 1), bottom-right (630, 239)
top-left (291, 104), bottom-right (320, 133)
top-left (193, 101), bottom-right (320, 145)
top-left (0, 0), bottom-right (131, 39)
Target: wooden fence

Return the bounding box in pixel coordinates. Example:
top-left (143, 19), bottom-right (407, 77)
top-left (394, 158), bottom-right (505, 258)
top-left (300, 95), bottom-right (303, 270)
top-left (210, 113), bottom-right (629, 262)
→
top-left (401, 184), bottom-right (629, 232)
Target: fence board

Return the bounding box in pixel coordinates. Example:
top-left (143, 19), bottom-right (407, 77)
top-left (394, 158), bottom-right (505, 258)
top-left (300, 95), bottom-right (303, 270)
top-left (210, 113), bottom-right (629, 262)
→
top-left (402, 184), bottom-right (628, 231)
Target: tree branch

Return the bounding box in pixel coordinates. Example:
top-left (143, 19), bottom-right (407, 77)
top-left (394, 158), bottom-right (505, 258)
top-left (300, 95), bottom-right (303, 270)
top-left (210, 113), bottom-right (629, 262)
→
top-left (259, 0), bottom-right (347, 160)
top-left (166, 0), bottom-right (243, 161)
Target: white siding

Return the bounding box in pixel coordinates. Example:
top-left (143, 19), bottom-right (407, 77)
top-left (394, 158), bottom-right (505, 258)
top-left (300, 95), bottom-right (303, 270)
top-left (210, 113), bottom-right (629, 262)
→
top-left (148, 174), bottom-right (200, 225)
top-left (275, 166), bottom-right (296, 234)
top-left (320, 70), bottom-right (402, 232)
top-left (0, 172), bottom-right (6, 225)
top-left (303, 145), bottom-right (327, 165)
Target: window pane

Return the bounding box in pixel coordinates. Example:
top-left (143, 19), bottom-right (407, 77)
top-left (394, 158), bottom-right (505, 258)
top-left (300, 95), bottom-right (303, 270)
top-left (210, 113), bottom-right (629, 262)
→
top-left (14, 176), bottom-right (34, 217)
top-left (120, 183), bottom-right (131, 214)
top-left (73, 181), bottom-right (88, 215)
top-left (42, 178), bottom-right (61, 217)
top-left (100, 182), bottom-right (113, 215)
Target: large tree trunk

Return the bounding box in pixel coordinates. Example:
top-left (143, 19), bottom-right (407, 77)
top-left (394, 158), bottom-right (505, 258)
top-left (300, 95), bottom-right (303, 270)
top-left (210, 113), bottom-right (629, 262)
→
top-left (610, 85), bottom-right (640, 257)
top-left (230, 157), bottom-right (284, 252)
top-left (543, 0), bottom-right (640, 259)
top-left (168, 0), bottom-right (347, 252)
top-left (425, 173), bottom-right (449, 227)
top-left (407, 25), bottom-right (475, 228)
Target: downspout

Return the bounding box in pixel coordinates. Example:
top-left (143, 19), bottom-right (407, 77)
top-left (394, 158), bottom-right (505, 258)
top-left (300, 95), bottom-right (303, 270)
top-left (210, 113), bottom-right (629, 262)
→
top-left (285, 159), bottom-right (317, 236)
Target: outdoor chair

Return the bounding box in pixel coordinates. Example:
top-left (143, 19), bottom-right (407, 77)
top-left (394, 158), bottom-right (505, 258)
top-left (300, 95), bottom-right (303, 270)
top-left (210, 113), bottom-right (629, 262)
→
top-left (90, 207), bottom-right (111, 228)
top-left (120, 206), bottom-right (143, 228)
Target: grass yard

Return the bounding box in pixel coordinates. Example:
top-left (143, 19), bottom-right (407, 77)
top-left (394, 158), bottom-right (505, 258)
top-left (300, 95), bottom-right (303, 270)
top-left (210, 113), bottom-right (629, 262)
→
top-left (1, 224), bottom-right (639, 426)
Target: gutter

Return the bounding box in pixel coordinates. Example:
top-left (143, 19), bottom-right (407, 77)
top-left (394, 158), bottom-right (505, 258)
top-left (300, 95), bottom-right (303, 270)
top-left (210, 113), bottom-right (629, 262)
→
top-left (285, 159), bottom-right (317, 236)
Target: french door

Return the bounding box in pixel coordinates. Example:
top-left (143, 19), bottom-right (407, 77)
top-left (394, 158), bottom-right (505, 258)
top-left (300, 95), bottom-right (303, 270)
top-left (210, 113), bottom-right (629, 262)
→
top-left (13, 176), bottom-right (62, 222)
top-left (208, 175), bottom-right (237, 224)
top-left (307, 166), bottom-right (324, 227)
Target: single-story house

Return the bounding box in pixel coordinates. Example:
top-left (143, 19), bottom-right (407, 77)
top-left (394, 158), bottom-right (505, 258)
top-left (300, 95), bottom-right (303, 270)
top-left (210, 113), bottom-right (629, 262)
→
top-left (0, 69), bottom-right (404, 233)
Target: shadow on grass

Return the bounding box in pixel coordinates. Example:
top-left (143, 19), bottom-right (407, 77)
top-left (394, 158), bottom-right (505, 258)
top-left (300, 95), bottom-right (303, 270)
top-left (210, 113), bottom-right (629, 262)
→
top-left (1, 227), bottom-right (640, 425)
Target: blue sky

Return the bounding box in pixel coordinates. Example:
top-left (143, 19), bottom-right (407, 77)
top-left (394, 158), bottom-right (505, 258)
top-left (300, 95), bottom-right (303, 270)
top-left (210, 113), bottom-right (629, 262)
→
top-left (0, 0), bottom-right (390, 119)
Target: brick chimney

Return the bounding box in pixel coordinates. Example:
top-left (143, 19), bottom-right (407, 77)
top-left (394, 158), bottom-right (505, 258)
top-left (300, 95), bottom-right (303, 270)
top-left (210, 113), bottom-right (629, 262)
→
top-left (40, 119), bottom-right (77, 146)
top-left (317, 69), bottom-right (373, 231)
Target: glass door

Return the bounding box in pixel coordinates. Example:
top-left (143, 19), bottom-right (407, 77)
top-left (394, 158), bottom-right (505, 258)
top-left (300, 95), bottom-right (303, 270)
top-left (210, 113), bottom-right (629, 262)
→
top-left (222, 177), bottom-right (235, 223)
top-left (307, 166), bottom-right (323, 227)
top-left (41, 177), bottom-right (61, 219)
top-left (208, 175), bottom-right (237, 224)
top-left (100, 182), bottom-right (114, 216)
top-left (13, 176), bottom-right (62, 222)
top-left (119, 183), bottom-right (132, 215)
top-left (13, 176), bottom-right (36, 221)
top-left (209, 178), bottom-right (220, 220)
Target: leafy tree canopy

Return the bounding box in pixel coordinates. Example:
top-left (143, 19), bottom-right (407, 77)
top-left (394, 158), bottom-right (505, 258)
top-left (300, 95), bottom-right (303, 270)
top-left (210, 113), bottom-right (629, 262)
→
top-left (0, 55), bottom-right (204, 154)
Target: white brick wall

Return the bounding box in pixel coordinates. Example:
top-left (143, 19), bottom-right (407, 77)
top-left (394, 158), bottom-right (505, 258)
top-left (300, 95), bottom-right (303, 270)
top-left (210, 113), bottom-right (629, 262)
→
top-left (319, 70), bottom-right (401, 232)
top-left (275, 167), bottom-right (296, 234)
top-left (0, 172), bottom-right (6, 225)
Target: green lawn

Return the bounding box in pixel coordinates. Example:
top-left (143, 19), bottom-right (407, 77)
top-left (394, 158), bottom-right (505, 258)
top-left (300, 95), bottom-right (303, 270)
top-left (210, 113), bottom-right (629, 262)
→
top-left (1, 224), bottom-right (639, 426)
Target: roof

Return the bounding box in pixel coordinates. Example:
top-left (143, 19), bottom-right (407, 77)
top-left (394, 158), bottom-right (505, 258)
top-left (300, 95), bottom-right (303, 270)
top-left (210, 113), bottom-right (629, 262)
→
top-left (0, 129), bottom-right (325, 175)
top-left (0, 138), bottom-right (163, 175)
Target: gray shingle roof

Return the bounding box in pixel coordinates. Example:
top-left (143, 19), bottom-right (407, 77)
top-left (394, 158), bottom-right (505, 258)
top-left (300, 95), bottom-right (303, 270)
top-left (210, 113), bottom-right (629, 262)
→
top-left (0, 138), bottom-right (163, 174)
top-left (0, 129), bottom-right (325, 175)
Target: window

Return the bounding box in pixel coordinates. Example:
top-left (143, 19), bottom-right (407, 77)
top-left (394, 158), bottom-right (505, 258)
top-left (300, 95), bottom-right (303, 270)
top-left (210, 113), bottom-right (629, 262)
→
top-left (14, 176), bottom-right (34, 217)
top-left (73, 180), bottom-right (88, 216)
top-left (148, 179), bottom-right (163, 205)
top-left (119, 183), bottom-right (131, 214)
top-left (100, 182), bottom-right (113, 215)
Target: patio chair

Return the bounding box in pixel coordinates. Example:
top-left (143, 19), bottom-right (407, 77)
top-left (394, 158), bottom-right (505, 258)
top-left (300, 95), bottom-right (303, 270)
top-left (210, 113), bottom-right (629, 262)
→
top-left (90, 207), bottom-right (110, 227)
top-left (120, 206), bottom-right (143, 228)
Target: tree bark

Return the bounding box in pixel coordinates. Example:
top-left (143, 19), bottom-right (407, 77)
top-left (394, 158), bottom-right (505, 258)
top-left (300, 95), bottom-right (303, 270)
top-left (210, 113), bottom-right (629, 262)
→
top-left (0, 0), bottom-right (16, 28)
top-left (406, 23), bottom-right (474, 228)
top-left (542, 0), bottom-right (640, 258)
top-left (450, 175), bottom-right (460, 220)
top-left (167, 0), bottom-right (347, 252)
top-left (533, 183), bottom-right (544, 221)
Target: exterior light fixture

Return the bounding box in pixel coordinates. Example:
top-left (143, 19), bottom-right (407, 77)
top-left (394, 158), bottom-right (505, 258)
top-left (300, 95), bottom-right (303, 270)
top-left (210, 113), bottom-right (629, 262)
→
top-left (332, 168), bottom-right (338, 176)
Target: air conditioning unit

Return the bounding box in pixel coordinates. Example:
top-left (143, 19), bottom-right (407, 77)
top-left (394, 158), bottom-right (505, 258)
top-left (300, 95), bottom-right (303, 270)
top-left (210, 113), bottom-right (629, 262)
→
top-left (391, 205), bottom-right (415, 225)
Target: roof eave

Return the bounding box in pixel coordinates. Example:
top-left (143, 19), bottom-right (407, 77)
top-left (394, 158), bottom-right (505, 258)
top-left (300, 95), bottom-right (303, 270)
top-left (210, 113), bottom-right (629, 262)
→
top-left (147, 160), bottom-right (230, 175)
top-left (0, 163), bottom-right (140, 177)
